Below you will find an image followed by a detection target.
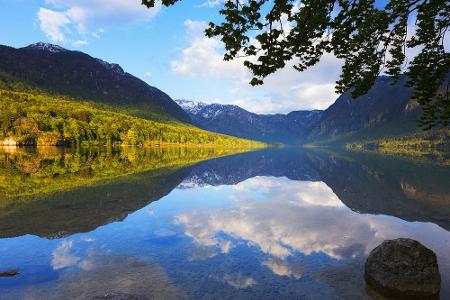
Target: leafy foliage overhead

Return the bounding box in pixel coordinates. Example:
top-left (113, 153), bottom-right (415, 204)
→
top-left (142, 0), bottom-right (449, 129)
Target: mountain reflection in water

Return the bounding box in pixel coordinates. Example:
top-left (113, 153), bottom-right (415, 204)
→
top-left (0, 147), bottom-right (449, 299)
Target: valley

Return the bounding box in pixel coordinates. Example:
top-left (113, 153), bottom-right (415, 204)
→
top-left (177, 78), bottom-right (448, 154)
top-left (0, 42), bottom-right (447, 153)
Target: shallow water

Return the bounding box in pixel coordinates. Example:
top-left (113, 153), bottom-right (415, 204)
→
top-left (0, 147), bottom-right (449, 299)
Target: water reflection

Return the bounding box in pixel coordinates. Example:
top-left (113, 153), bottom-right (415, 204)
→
top-left (2, 147), bottom-right (449, 239)
top-left (0, 163), bottom-right (190, 238)
top-left (0, 147), bottom-right (239, 238)
top-left (263, 258), bottom-right (304, 279)
top-left (0, 147), bottom-right (449, 299)
top-left (176, 178), bottom-right (377, 261)
top-left (181, 148), bottom-right (450, 230)
top-left (4, 254), bottom-right (184, 300)
top-left (0, 146), bottom-right (241, 199)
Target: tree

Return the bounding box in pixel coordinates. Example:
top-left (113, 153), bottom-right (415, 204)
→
top-left (142, 0), bottom-right (449, 129)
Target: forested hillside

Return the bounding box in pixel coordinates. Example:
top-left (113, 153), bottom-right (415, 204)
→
top-left (307, 75), bottom-right (449, 147)
top-left (308, 76), bottom-right (417, 141)
top-left (0, 43), bottom-right (189, 122)
top-left (346, 129), bottom-right (450, 163)
top-left (0, 88), bottom-right (264, 148)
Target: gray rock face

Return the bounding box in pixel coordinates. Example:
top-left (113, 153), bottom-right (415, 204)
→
top-left (365, 238), bottom-right (441, 299)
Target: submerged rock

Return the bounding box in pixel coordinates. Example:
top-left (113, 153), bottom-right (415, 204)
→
top-left (0, 269), bottom-right (20, 277)
top-left (92, 292), bottom-right (149, 300)
top-left (365, 238), bottom-right (441, 299)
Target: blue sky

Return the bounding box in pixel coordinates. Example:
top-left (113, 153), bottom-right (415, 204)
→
top-left (0, 0), bottom-right (343, 113)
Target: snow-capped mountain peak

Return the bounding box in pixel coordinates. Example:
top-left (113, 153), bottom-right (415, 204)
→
top-left (175, 99), bottom-right (209, 115)
top-left (176, 99), bottom-right (234, 119)
top-left (23, 42), bottom-right (68, 53)
top-left (176, 99), bottom-right (323, 144)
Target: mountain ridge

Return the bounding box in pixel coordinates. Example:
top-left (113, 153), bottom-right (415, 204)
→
top-left (176, 75), bottom-right (434, 145)
top-left (176, 99), bottom-right (323, 144)
top-left (0, 42), bottom-right (267, 149)
top-left (307, 75), bottom-right (420, 142)
top-left (0, 42), bottom-right (441, 147)
top-left (0, 42), bottom-right (189, 122)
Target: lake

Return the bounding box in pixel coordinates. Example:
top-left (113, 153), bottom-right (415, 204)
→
top-left (0, 147), bottom-right (449, 299)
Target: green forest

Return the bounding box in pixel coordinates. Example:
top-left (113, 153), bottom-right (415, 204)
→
top-left (0, 88), bottom-right (264, 148)
top-left (345, 129), bottom-right (450, 165)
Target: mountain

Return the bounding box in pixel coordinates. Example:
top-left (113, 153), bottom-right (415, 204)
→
top-left (176, 75), bottom-right (430, 145)
top-left (176, 99), bottom-right (323, 144)
top-left (0, 42), bottom-right (189, 122)
top-left (0, 43), bottom-right (265, 148)
top-left (307, 76), bottom-right (421, 143)
top-left (0, 42), bottom-right (440, 146)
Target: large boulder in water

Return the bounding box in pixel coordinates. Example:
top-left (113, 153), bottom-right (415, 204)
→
top-left (365, 238), bottom-right (441, 299)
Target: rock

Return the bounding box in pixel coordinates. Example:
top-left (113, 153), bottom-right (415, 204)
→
top-left (19, 138), bottom-right (36, 146)
top-left (365, 238), bottom-right (441, 299)
top-left (0, 138), bottom-right (36, 146)
top-left (0, 139), bottom-right (18, 146)
top-left (0, 269), bottom-right (20, 277)
top-left (92, 292), bottom-right (149, 300)
top-left (55, 139), bottom-right (70, 147)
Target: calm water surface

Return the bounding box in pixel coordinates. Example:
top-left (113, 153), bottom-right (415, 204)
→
top-left (0, 147), bottom-right (449, 299)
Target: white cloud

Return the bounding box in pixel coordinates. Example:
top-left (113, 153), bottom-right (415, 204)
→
top-left (52, 241), bottom-right (80, 270)
top-left (263, 259), bottom-right (303, 279)
top-left (174, 176), bottom-right (448, 279)
top-left (171, 19), bottom-right (342, 113)
top-left (223, 273), bottom-right (257, 289)
top-left (198, 0), bottom-right (223, 8)
top-left (295, 181), bottom-right (343, 207)
top-left (154, 228), bottom-right (177, 237)
top-left (73, 39), bottom-right (88, 47)
top-left (37, 0), bottom-right (161, 45)
top-left (175, 178), bottom-right (373, 263)
top-left (51, 238), bottom-right (104, 272)
top-left (37, 8), bottom-right (71, 42)
top-left (171, 20), bottom-right (248, 83)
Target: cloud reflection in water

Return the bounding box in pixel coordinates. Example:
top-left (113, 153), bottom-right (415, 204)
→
top-left (175, 176), bottom-right (444, 279)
